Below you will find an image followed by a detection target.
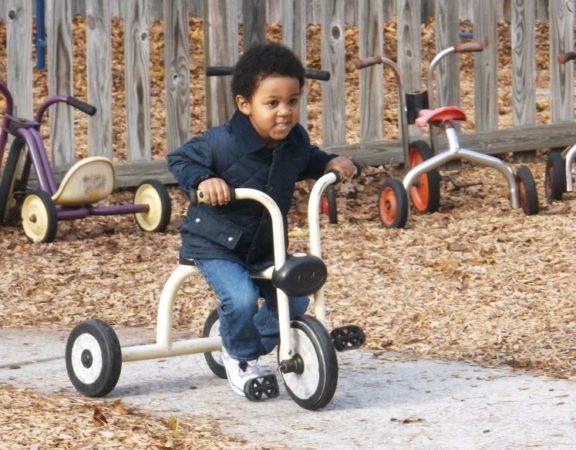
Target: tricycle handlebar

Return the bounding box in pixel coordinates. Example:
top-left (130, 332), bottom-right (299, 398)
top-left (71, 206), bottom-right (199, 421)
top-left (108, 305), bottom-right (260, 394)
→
top-left (206, 65), bottom-right (331, 81)
top-left (453, 41), bottom-right (484, 54)
top-left (66, 97), bottom-right (97, 116)
top-left (558, 52), bottom-right (576, 64)
top-left (354, 56), bottom-right (384, 70)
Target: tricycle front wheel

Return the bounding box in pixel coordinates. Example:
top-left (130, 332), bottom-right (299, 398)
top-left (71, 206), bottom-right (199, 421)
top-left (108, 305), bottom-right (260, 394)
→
top-left (65, 319), bottom-right (122, 397)
top-left (378, 178), bottom-right (409, 228)
top-left (279, 315), bottom-right (338, 411)
top-left (21, 189), bottom-right (58, 243)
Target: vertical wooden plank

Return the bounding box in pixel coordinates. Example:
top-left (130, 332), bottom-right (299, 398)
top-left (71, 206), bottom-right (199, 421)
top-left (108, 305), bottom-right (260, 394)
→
top-left (434, 0), bottom-right (460, 109)
top-left (397, 0), bottom-right (421, 95)
top-left (321, 0), bottom-right (346, 146)
top-left (549, 0), bottom-right (574, 123)
top-left (383, 0), bottom-right (397, 21)
top-left (282, 0), bottom-right (308, 128)
top-left (46, 0), bottom-right (74, 166)
top-left (511, 0), bottom-right (536, 127)
top-left (163, 0), bottom-right (190, 152)
top-left (358, 0), bottom-right (384, 142)
top-left (124, 0), bottom-right (151, 161)
top-left (242, 0), bottom-right (266, 50)
top-left (203, 0), bottom-right (237, 127)
top-left (345, 0), bottom-right (357, 26)
top-left (266, 0), bottom-right (280, 22)
top-left (86, 0), bottom-right (112, 158)
top-left (397, 0), bottom-right (421, 139)
top-left (459, 0), bottom-right (474, 21)
top-left (6, 0), bottom-right (33, 120)
top-left (473, 0), bottom-right (499, 131)
top-left (536, 0), bottom-right (549, 20)
top-left (148, 0), bottom-right (163, 21)
top-left (308, 0), bottom-right (318, 23)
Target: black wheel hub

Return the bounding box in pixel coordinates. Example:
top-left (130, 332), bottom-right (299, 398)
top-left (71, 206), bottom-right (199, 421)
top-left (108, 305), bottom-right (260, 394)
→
top-left (279, 354), bottom-right (304, 374)
top-left (81, 349), bottom-right (93, 368)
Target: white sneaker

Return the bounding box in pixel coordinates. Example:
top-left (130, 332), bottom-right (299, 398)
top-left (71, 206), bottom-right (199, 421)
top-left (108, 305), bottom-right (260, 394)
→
top-left (221, 348), bottom-right (264, 397)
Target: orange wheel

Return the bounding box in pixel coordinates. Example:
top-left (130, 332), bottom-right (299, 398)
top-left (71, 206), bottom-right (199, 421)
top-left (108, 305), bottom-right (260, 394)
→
top-left (544, 151), bottom-right (566, 200)
top-left (515, 165), bottom-right (539, 215)
top-left (320, 186), bottom-right (338, 224)
top-left (378, 178), bottom-right (408, 228)
top-left (406, 141), bottom-right (440, 214)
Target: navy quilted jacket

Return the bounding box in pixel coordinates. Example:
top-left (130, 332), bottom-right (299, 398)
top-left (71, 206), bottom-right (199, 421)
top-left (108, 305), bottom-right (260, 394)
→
top-left (167, 111), bottom-right (336, 268)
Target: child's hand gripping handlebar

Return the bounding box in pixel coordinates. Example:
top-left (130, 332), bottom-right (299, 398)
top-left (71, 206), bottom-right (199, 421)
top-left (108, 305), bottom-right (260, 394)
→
top-left (188, 186), bottom-right (235, 206)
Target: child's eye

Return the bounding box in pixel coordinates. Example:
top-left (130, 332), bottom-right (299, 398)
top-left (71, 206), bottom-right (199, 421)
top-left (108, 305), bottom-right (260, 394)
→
top-left (267, 100), bottom-right (278, 108)
top-left (289, 98), bottom-right (299, 106)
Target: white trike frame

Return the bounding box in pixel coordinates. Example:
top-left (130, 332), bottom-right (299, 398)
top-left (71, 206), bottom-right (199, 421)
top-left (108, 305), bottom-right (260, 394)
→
top-left (119, 172), bottom-right (338, 366)
top-left (564, 145), bottom-right (576, 192)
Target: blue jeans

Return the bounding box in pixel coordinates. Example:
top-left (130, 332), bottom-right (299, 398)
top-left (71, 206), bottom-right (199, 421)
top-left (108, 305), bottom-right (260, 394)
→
top-left (195, 258), bottom-right (310, 361)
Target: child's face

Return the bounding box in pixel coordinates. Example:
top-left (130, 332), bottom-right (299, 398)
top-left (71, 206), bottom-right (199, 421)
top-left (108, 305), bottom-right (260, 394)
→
top-left (236, 76), bottom-right (301, 146)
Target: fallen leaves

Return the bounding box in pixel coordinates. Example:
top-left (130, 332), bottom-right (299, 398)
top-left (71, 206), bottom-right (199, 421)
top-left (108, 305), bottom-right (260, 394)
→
top-left (0, 385), bottom-right (261, 449)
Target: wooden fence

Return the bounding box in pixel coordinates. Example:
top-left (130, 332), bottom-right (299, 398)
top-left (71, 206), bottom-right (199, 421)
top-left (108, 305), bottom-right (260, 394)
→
top-left (0, 0), bottom-right (575, 187)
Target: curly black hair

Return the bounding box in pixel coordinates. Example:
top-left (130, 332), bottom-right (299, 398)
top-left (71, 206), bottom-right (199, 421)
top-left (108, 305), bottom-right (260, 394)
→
top-left (231, 42), bottom-right (305, 100)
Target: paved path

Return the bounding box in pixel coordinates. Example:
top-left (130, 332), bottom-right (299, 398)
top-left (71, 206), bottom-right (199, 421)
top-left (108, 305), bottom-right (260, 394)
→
top-left (1, 327), bottom-right (575, 449)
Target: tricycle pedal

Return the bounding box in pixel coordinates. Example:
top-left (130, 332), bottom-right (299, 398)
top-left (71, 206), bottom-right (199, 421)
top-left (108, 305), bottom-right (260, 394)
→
top-left (330, 325), bottom-right (366, 351)
top-left (243, 374), bottom-right (279, 401)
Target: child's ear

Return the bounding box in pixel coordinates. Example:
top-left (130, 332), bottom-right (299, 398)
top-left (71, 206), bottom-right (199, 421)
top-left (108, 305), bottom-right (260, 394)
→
top-left (235, 95), bottom-right (251, 115)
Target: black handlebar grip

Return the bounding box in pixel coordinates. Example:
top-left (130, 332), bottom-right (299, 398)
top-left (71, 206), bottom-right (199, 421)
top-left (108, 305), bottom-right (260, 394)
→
top-left (66, 97), bottom-right (97, 116)
top-left (304, 69), bottom-right (331, 81)
top-left (206, 66), bottom-right (234, 77)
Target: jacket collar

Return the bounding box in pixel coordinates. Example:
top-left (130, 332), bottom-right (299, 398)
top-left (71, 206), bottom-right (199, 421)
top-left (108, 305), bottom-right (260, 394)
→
top-left (229, 110), bottom-right (300, 153)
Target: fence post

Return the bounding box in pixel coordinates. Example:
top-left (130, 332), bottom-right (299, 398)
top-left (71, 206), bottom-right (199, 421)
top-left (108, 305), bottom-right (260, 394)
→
top-left (6, 0), bottom-right (33, 120)
top-left (163, 0), bottom-right (190, 153)
top-left (473, 0), bottom-right (499, 132)
top-left (321, 0), bottom-right (346, 146)
top-left (204, 0), bottom-right (237, 128)
top-left (282, 0), bottom-right (308, 129)
top-left (549, 0), bottom-right (574, 124)
top-left (358, 0), bottom-right (384, 143)
top-left (46, 0), bottom-right (75, 166)
top-left (86, 0), bottom-right (113, 159)
top-left (124, 0), bottom-right (151, 162)
top-left (434, 0), bottom-right (460, 110)
top-left (397, 0), bottom-right (422, 140)
top-left (242, 0), bottom-right (266, 50)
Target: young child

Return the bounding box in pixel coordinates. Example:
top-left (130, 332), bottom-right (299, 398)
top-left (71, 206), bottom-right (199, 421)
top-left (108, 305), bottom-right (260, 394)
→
top-left (168, 42), bottom-right (356, 400)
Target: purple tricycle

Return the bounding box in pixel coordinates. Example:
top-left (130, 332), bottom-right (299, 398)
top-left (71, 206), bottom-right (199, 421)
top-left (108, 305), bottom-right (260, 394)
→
top-left (0, 81), bottom-right (171, 243)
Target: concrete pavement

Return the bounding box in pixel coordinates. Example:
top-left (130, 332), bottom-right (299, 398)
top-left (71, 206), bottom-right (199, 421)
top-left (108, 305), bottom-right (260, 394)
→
top-left (1, 327), bottom-right (575, 449)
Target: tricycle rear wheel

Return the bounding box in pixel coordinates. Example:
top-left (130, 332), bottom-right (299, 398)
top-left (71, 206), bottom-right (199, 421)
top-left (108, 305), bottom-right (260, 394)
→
top-left (406, 140), bottom-right (441, 214)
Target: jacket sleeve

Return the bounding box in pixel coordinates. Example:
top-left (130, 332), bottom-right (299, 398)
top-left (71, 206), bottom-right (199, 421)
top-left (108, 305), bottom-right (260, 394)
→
top-left (167, 133), bottom-right (216, 194)
top-left (293, 125), bottom-right (338, 180)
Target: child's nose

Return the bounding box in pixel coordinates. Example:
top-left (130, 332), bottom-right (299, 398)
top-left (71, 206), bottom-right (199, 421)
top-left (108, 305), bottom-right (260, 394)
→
top-left (279, 103), bottom-right (293, 115)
